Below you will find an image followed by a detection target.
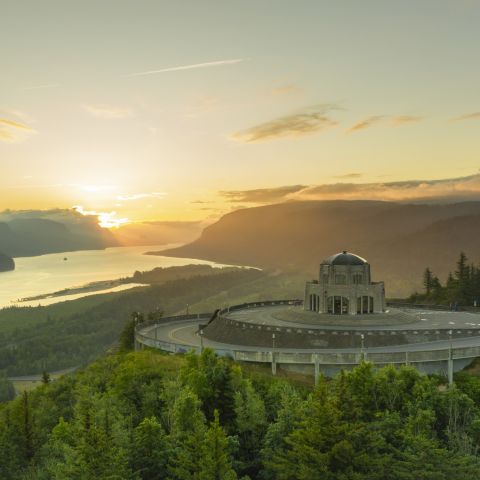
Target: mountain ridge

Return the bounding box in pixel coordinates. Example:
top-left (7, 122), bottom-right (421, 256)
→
top-left (160, 200), bottom-right (480, 296)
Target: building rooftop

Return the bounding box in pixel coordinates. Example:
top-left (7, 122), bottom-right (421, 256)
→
top-left (322, 251), bottom-right (367, 266)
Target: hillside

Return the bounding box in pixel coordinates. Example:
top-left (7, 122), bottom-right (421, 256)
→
top-left (0, 209), bottom-right (117, 257)
top-left (161, 200), bottom-right (480, 296)
top-left (0, 253), bottom-right (14, 272)
top-left (2, 349), bottom-right (480, 479)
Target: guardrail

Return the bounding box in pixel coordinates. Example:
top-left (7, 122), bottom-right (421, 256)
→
top-left (387, 302), bottom-right (480, 313)
top-left (135, 300), bottom-right (480, 383)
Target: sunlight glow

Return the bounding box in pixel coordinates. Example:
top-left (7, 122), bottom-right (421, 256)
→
top-left (73, 205), bottom-right (129, 228)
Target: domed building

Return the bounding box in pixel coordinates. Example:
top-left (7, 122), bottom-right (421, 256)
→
top-left (304, 251), bottom-right (385, 315)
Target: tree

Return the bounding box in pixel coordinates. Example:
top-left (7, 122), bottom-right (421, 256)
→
top-left (42, 371), bottom-right (51, 385)
top-left (0, 374), bottom-right (15, 402)
top-left (198, 410), bottom-right (237, 480)
top-left (132, 416), bottom-right (170, 480)
top-left (118, 312), bottom-right (144, 352)
top-left (423, 268), bottom-right (433, 296)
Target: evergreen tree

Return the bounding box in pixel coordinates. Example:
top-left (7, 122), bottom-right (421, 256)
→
top-left (198, 410), bottom-right (237, 480)
top-left (423, 268), bottom-right (433, 296)
top-left (132, 416), bottom-right (170, 480)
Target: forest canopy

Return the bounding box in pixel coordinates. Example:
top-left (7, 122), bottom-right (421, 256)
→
top-left (2, 348), bottom-right (480, 479)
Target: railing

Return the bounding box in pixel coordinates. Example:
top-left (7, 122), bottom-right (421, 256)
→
top-left (135, 301), bottom-right (480, 368)
top-left (387, 302), bottom-right (480, 313)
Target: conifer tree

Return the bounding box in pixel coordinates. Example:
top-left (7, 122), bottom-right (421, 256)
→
top-left (198, 410), bottom-right (237, 480)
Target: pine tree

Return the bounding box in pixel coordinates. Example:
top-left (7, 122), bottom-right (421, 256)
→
top-left (423, 268), bottom-right (433, 296)
top-left (198, 410), bottom-right (237, 480)
top-left (132, 416), bottom-right (170, 480)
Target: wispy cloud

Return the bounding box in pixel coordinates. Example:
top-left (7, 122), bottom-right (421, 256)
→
top-left (220, 185), bottom-right (307, 203)
top-left (219, 174), bottom-right (480, 204)
top-left (117, 192), bottom-right (166, 201)
top-left (390, 115), bottom-right (423, 126)
top-left (450, 112), bottom-right (480, 122)
top-left (0, 118), bottom-right (37, 143)
top-left (231, 105), bottom-right (340, 143)
top-left (333, 173), bottom-right (363, 179)
top-left (347, 115), bottom-right (423, 133)
top-left (83, 104), bottom-right (133, 119)
top-left (347, 116), bottom-right (385, 133)
top-left (126, 58), bottom-right (247, 77)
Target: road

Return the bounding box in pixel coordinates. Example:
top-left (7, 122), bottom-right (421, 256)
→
top-left (143, 314), bottom-right (480, 355)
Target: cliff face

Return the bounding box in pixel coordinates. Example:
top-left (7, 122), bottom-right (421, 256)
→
top-left (0, 253), bottom-right (14, 272)
top-left (161, 200), bottom-right (480, 297)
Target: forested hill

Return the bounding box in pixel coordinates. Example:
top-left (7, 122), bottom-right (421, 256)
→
top-left (161, 200), bottom-right (480, 296)
top-left (0, 209), bottom-right (117, 257)
top-left (0, 253), bottom-right (14, 272)
top-left (2, 349), bottom-right (480, 479)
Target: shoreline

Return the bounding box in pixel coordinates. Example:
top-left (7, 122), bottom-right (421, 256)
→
top-left (14, 277), bottom-right (144, 303)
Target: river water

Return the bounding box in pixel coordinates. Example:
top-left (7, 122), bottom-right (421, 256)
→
top-left (0, 245), bottom-right (227, 308)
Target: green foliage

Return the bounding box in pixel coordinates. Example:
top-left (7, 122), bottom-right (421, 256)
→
top-left (0, 266), bottom-right (263, 376)
top-left (0, 373), bottom-right (15, 402)
top-left (3, 351), bottom-right (480, 479)
top-left (412, 252), bottom-right (480, 306)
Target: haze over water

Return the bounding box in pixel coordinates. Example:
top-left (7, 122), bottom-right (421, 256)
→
top-left (0, 245), bottom-right (227, 308)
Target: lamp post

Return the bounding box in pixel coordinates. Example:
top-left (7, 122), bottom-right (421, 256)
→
top-left (271, 333), bottom-right (276, 375)
top-left (448, 329), bottom-right (453, 386)
top-left (360, 333), bottom-right (365, 361)
top-left (199, 329), bottom-right (204, 354)
top-left (186, 303), bottom-right (189, 316)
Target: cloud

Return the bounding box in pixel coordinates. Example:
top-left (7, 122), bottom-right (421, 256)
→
top-left (220, 185), bottom-right (307, 203)
top-left (390, 115), bottom-right (423, 125)
top-left (347, 115), bottom-right (424, 133)
top-left (231, 105), bottom-right (339, 143)
top-left (126, 58), bottom-right (247, 77)
top-left (218, 174), bottom-right (480, 204)
top-left (347, 116), bottom-right (385, 133)
top-left (116, 192), bottom-right (166, 201)
top-left (0, 117), bottom-right (37, 143)
top-left (333, 173), bottom-right (363, 179)
top-left (73, 205), bottom-right (129, 228)
top-left (292, 174), bottom-right (480, 202)
top-left (83, 104), bottom-right (133, 119)
top-left (451, 112), bottom-right (480, 122)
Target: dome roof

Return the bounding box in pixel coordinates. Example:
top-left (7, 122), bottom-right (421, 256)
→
top-left (322, 251), bottom-right (367, 266)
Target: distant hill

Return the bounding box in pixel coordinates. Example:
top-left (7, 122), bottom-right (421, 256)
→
top-left (161, 200), bottom-right (480, 296)
top-left (114, 220), bottom-right (203, 247)
top-left (0, 209), bottom-right (118, 257)
top-left (0, 253), bottom-right (14, 272)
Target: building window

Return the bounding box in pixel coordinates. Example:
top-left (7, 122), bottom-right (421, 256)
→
top-left (352, 273), bottom-right (363, 284)
top-left (335, 274), bottom-right (346, 285)
top-left (309, 294), bottom-right (320, 312)
top-left (358, 296), bottom-right (375, 314)
top-left (327, 296), bottom-right (349, 314)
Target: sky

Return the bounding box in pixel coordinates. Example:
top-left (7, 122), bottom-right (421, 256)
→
top-left (1, 0), bottom-right (480, 226)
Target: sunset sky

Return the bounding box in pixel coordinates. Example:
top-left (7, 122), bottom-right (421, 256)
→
top-left (1, 0), bottom-right (479, 226)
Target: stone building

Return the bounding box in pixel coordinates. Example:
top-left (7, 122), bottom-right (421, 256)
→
top-left (304, 251), bottom-right (385, 315)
